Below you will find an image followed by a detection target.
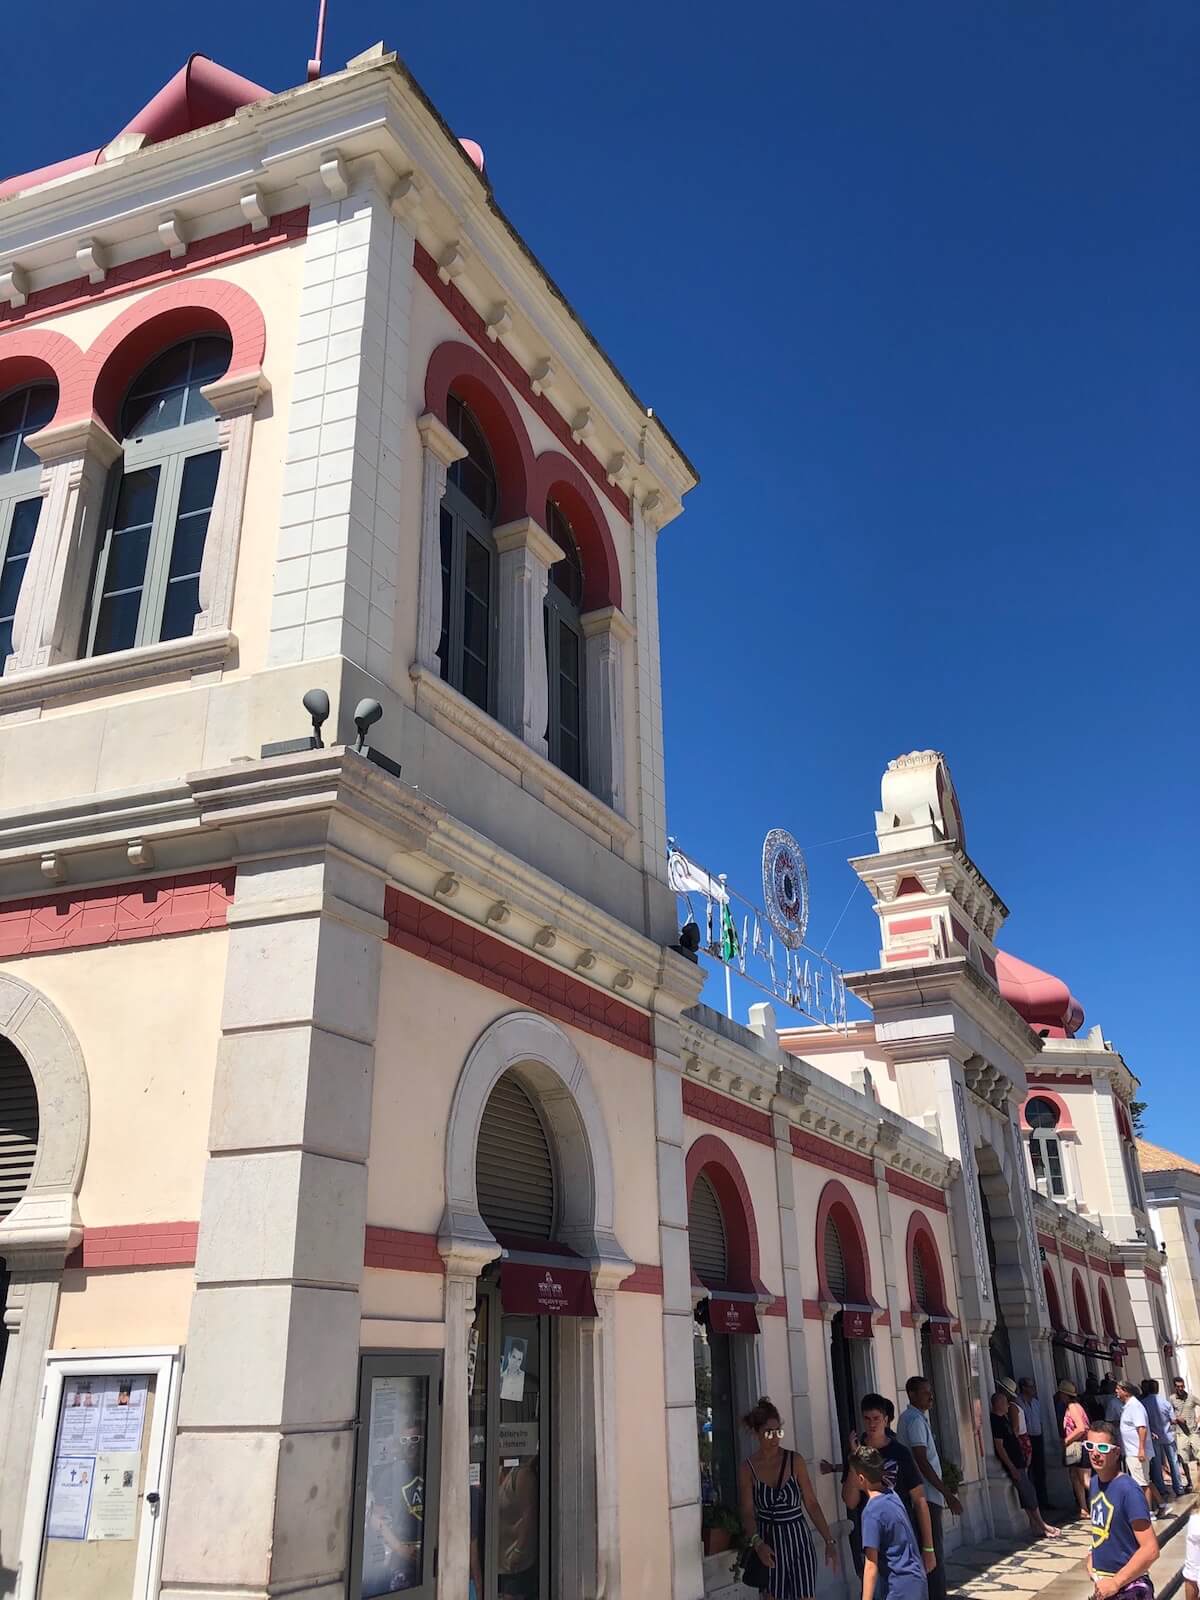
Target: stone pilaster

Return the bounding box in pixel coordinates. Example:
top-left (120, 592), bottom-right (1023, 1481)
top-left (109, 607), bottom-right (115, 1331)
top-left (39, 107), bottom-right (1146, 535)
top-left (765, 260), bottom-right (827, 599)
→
top-left (160, 852), bottom-right (382, 1600)
top-left (493, 516), bottom-right (562, 757)
top-left (580, 604), bottom-right (633, 817)
top-left (770, 1105), bottom-right (815, 1457)
top-left (414, 412), bottom-right (467, 673)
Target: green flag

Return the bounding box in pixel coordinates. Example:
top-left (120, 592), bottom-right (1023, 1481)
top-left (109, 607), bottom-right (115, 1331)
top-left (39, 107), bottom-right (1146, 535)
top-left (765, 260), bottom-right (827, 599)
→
top-left (719, 901), bottom-right (740, 963)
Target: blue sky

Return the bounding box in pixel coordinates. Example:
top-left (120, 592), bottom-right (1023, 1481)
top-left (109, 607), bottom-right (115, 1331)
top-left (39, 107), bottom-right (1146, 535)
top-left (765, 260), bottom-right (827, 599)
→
top-left (7, 3), bottom-right (1197, 1147)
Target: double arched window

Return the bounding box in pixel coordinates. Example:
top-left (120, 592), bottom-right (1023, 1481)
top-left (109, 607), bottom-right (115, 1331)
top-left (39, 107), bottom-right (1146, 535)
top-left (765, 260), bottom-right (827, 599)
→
top-left (544, 498), bottom-right (585, 784)
top-left (0, 383), bottom-right (56, 670)
top-left (86, 336), bottom-right (231, 656)
top-left (438, 392), bottom-right (497, 712)
top-left (1026, 1096), bottom-right (1067, 1199)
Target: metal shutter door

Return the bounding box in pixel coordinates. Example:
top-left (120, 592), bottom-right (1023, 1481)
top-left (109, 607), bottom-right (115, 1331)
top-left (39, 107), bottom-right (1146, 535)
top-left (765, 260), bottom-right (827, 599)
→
top-left (823, 1214), bottom-right (847, 1301)
top-left (688, 1173), bottom-right (727, 1287)
top-left (912, 1246), bottom-right (928, 1311)
top-left (0, 1037), bottom-right (38, 1221)
top-left (476, 1072), bottom-right (556, 1242)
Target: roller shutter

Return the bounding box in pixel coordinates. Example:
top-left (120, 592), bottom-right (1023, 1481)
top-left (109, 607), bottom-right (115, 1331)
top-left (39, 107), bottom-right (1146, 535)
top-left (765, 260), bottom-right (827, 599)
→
top-left (476, 1072), bottom-right (556, 1242)
top-left (0, 1037), bottom-right (38, 1221)
top-left (912, 1246), bottom-right (929, 1311)
top-left (689, 1173), bottom-right (727, 1287)
top-left (824, 1214), bottom-right (847, 1301)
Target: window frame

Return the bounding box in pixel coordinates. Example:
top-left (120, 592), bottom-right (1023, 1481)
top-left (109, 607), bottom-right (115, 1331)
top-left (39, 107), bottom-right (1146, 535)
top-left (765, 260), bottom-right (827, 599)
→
top-left (0, 382), bottom-right (56, 674)
top-left (438, 466), bottom-right (499, 717)
top-left (349, 1350), bottom-right (444, 1600)
top-left (543, 504), bottom-right (587, 787)
top-left (1029, 1129), bottom-right (1067, 1199)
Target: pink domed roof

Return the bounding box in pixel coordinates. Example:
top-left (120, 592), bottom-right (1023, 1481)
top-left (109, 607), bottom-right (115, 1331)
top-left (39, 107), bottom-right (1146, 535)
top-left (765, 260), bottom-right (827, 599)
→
top-left (995, 950), bottom-right (1084, 1038)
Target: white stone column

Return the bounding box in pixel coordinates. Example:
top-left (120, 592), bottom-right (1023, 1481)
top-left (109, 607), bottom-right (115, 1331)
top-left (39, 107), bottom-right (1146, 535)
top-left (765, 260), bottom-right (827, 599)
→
top-left (653, 1021), bottom-right (703, 1600)
top-left (872, 1146), bottom-right (908, 1398)
top-left (7, 416), bottom-right (121, 675)
top-left (160, 852), bottom-right (383, 1599)
top-left (592, 1268), bottom-right (625, 1600)
top-left (580, 605), bottom-right (633, 817)
top-left (628, 493), bottom-right (668, 883)
top-left (493, 516), bottom-right (563, 757)
top-left (435, 1249), bottom-right (493, 1600)
top-left (414, 412), bottom-right (467, 673)
top-left (269, 162), bottom-right (415, 679)
top-left (194, 366), bottom-right (270, 636)
top-left (770, 1100), bottom-right (815, 1457)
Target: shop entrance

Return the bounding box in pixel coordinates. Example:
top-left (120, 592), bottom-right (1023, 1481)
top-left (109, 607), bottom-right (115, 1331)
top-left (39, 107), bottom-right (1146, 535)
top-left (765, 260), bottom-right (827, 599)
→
top-left (469, 1281), bottom-right (553, 1599)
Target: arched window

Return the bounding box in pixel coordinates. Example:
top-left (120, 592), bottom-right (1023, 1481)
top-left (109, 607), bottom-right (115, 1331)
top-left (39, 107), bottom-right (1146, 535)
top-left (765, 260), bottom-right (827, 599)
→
top-left (475, 1070), bottom-right (557, 1243)
top-left (0, 382), bottom-right (56, 670)
top-left (0, 1034), bottom-right (39, 1222)
top-left (688, 1171), bottom-right (739, 1513)
top-left (1026, 1096), bottom-right (1067, 1199)
top-left (544, 498), bottom-right (586, 784)
top-left (86, 336), bottom-right (230, 656)
top-left (1073, 1273), bottom-right (1095, 1335)
top-left (689, 1173), bottom-right (727, 1288)
top-left (438, 392), bottom-right (498, 712)
top-left (824, 1213), bottom-right (848, 1300)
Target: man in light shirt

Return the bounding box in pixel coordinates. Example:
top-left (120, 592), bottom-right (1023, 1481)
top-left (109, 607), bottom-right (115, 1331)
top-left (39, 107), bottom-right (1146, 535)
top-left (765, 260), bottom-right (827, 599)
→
top-left (1172, 1376), bottom-right (1200, 1491)
top-left (1102, 1378), bottom-right (1124, 1426)
top-left (1116, 1379), bottom-right (1158, 1514)
top-left (1018, 1377), bottom-right (1049, 1511)
top-left (898, 1375), bottom-right (960, 1600)
top-left (1181, 1508), bottom-right (1200, 1600)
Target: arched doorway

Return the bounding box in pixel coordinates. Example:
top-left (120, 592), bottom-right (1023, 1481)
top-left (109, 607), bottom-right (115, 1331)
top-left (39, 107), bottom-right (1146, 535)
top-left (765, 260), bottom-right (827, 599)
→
top-left (1044, 1270), bottom-right (1072, 1388)
top-left (816, 1182), bottom-right (875, 1457)
top-left (0, 1034), bottom-right (39, 1388)
top-left (1072, 1273), bottom-right (1102, 1387)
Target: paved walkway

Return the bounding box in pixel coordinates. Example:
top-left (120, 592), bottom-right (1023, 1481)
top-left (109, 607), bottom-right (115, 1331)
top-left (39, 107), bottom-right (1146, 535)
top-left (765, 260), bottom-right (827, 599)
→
top-left (947, 1494), bottom-right (1197, 1598)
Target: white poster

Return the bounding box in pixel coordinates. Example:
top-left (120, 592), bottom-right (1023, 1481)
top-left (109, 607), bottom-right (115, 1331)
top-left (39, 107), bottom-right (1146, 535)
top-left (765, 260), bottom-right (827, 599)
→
top-left (47, 1456), bottom-right (95, 1541)
top-left (58, 1379), bottom-right (102, 1452)
top-left (87, 1451), bottom-right (141, 1541)
top-left (499, 1337), bottom-right (527, 1402)
top-left (97, 1376), bottom-right (148, 1453)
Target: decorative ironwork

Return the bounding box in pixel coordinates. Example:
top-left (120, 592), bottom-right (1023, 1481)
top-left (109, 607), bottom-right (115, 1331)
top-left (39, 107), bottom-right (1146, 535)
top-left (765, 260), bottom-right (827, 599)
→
top-left (954, 1079), bottom-right (990, 1302)
top-left (761, 828), bottom-right (809, 950)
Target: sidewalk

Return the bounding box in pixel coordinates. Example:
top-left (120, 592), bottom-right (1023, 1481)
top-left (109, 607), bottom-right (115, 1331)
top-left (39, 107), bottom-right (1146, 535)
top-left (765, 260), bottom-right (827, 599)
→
top-left (946, 1495), bottom-right (1197, 1598)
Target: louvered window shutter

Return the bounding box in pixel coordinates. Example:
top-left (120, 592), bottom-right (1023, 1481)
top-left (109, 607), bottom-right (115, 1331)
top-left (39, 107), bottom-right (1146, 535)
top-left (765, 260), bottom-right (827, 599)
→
top-left (688, 1174), bottom-right (728, 1287)
top-left (912, 1247), bottom-right (928, 1311)
top-left (476, 1072), bottom-right (556, 1242)
top-left (0, 1038), bottom-right (38, 1221)
top-left (823, 1215), bottom-right (847, 1301)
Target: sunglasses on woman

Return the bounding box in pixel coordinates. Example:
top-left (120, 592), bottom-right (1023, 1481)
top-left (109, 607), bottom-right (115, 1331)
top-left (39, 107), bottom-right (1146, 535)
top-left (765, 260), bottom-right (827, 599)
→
top-left (1083, 1441), bottom-right (1117, 1455)
top-left (762, 1428), bottom-right (785, 1439)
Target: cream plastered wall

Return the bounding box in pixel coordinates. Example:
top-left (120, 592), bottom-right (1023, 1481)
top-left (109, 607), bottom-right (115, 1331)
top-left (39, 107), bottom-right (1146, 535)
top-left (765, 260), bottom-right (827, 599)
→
top-left (54, 1265), bottom-right (195, 1348)
top-left (368, 943), bottom-right (661, 1267)
top-left (801, 1317), bottom-right (844, 1525)
top-left (0, 929), bottom-right (226, 1224)
top-left (15, 241), bottom-right (306, 697)
top-left (792, 1164), bottom-right (888, 1312)
top-left (1160, 1202), bottom-right (1200, 1349)
top-left (681, 1116), bottom-right (785, 1298)
top-left (1046, 1081), bottom-right (1110, 1214)
top-left (360, 1267), bottom-right (446, 1332)
top-left (614, 1291), bottom-right (671, 1599)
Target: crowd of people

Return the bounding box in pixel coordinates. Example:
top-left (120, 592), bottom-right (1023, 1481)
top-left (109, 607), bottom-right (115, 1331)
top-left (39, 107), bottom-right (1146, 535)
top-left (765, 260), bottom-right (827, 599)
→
top-left (734, 1372), bottom-right (1200, 1600)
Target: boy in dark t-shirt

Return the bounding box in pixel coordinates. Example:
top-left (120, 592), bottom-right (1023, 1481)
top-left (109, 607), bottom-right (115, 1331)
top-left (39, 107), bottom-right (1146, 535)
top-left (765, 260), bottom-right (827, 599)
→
top-left (1086, 1421), bottom-right (1159, 1599)
top-left (853, 1447), bottom-right (930, 1600)
top-left (841, 1396), bottom-right (933, 1576)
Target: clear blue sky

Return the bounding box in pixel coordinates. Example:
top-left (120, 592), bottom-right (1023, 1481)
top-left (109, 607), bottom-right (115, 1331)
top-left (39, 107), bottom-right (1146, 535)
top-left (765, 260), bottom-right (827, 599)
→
top-left (7, 3), bottom-right (1197, 1147)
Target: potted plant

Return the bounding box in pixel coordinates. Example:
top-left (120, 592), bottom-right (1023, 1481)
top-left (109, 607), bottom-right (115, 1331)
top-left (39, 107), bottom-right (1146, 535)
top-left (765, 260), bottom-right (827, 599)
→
top-left (702, 1503), bottom-right (743, 1556)
top-left (942, 1461), bottom-right (964, 1500)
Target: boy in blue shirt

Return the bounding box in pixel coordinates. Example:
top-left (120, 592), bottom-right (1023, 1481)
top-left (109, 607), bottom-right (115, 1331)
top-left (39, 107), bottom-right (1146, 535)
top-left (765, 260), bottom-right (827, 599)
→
top-left (1086, 1422), bottom-right (1159, 1600)
top-left (852, 1446), bottom-right (931, 1600)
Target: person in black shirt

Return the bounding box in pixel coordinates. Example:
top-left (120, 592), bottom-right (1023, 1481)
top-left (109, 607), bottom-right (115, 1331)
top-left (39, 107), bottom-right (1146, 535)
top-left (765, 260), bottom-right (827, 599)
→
top-left (990, 1392), bottom-right (1060, 1540)
top-left (840, 1395), bottom-right (934, 1577)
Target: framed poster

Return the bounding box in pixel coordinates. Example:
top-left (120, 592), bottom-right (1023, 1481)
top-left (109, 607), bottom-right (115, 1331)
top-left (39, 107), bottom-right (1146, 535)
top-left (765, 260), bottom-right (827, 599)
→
top-left (349, 1352), bottom-right (444, 1600)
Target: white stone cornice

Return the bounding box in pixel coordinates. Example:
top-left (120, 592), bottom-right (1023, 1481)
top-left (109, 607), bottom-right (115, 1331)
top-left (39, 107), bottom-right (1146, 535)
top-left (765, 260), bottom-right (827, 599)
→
top-left (416, 410), bottom-right (469, 469)
top-left (25, 415), bottom-right (121, 469)
top-left (200, 366), bottom-right (271, 418)
top-left (492, 516), bottom-right (564, 569)
top-left (579, 604), bottom-right (634, 644)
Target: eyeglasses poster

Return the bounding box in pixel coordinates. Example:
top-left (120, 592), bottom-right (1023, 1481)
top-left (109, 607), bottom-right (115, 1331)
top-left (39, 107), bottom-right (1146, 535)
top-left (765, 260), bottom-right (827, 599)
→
top-left (361, 1376), bottom-right (428, 1598)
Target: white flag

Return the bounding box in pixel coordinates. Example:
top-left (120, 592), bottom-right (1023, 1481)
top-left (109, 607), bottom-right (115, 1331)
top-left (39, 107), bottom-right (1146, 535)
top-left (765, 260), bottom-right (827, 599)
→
top-left (667, 849), bottom-right (728, 904)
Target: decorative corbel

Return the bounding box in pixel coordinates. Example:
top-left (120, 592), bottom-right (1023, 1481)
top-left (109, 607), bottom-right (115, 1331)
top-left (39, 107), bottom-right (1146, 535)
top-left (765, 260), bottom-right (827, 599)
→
top-left (158, 213), bottom-right (190, 259)
top-left (0, 265), bottom-right (29, 308)
top-left (75, 239), bottom-right (108, 284)
top-left (530, 358), bottom-right (555, 398)
top-left (390, 171), bottom-right (423, 223)
top-left (240, 187), bottom-right (270, 232)
top-left (437, 242), bottom-right (465, 284)
top-left (318, 150), bottom-right (351, 200)
top-left (485, 303), bottom-right (512, 343)
top-left (570, 408), bottom-right (593, 445)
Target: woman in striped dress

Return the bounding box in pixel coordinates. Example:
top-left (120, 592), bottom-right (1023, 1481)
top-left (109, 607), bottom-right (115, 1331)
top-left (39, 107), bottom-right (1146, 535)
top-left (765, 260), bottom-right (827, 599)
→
top-left (739, 1397), bottom-right (838, 1599)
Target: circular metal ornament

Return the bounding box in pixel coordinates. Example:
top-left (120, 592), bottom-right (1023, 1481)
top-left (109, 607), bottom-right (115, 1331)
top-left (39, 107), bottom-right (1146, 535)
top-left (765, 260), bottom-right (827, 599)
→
top-left (761, 828), bottom-right (809, 950)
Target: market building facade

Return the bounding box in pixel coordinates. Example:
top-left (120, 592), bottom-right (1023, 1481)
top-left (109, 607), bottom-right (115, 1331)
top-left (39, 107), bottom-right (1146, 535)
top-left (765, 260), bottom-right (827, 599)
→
top-left (0, 42), bottom-right (1184, 1600)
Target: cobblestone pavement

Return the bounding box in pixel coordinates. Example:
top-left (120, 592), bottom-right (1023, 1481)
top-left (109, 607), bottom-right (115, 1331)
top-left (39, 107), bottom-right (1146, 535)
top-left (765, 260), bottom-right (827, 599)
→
top-left (947, 1495), bottom-right (1198, 1599)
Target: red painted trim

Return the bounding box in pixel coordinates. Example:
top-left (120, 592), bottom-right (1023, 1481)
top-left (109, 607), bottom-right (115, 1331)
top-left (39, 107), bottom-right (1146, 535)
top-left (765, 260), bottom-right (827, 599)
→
top-left (896, 877), bottom-right (924, 896)
top-left (814, 1178), bottom-right (873, 1305)
top-left (363, 1226), bottom-right (446, 1275)
top-left (0, 209), bottom-right (306, 339)
top-left (904, 1210), bottom-right (950, 1315)
top-left (1146, 1266), bottom-right (1163, 1286)
top-left (790, 1127), bottom-right (875, 1182)
top-left (415, 244), bottom-right (631, 524)
top-left (900, 1309), bottom-right (915, 1328)
top-left (886, 1171), bottom-right (948, 1213)
top-left (0, 329), bottom-right (86, 423)
top-left (1072, 1269), bottom-right (1096, 1334)
top-left (1043, 1267), bottom-right (1066, 1331)
top-left (1111, 1263), bottom-right (1126, 1278)
top-left (1098, 1281), bottom-right (1118, 1340)
top-left (885, 949), bottom-right (932, 963)
top-left (802, 1299), bottom-right (823, 1320)
top-left (682, 1080), bottom-right (773, 1147)
top-left (1020, 1088), bottom-right (1074, 1132)
top-left (888, 917), bottom-right (932, 935)
top-left (950, 917), bottom-right (971, 949)
top-left (0, 869), bottom-right (235, 957)
top-left (1061, 1244), bottom-right (1087, 1267)
top-left (65, 1221), bottom-right (198, 1270)
top-left (686, 1133), bottom-right (764, 1294)
top-left (619, 1264), bottom-right (664, 1295)
top-left (1038, 1232), bottom-right (1057, 1252)
top-left (423, 339), bottom-right (534, 524)
top-left (1028, 1073), bottom-right (1093, 1088)
top-left (76, 279), bottom-right (268, 432)
top-left (528, 452), bottom-right (622, 613)
top-left (383, 886), bottom-right (652, 1060)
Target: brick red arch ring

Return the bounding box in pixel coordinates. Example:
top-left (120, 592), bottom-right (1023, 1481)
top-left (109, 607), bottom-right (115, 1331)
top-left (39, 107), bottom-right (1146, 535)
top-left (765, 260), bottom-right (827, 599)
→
top-left (685, 1132), bottom-right (766, 1296)
top-left (424, 339), bottom-right (534, 526)
top-left (1072, 1268), bottom-right (1095, 1335)
top-left (1020, 1088), bottom-right (1074, 1132)
top-left (1098, 1280), bottom-right (1118, 1342)
top-left (814, 1177), bottom-right (873, 1306)
top-left (1043, 1267), bottom-right (1066, 1332)
top-left (904, 1209), bottom-right (950, 1316)
top-left (67, 280), bottom-right (267, 433)
top-left (528, 450), bottom-right (622, 612)
top-left (0, 329), bottom-right (86, 426)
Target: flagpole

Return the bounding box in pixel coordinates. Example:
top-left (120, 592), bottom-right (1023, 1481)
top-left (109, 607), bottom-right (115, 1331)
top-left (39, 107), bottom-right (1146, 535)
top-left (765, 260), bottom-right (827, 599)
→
top-left (719, 874), bottom-right (733, 1019)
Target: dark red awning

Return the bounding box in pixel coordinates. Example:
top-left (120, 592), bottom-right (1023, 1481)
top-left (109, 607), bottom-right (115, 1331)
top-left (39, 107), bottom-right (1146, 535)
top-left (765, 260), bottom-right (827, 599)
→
top-left (499, 1258), bottom-right (597, 1318)
top-left (708, 1297), bottom-right (760, 1335)
top-left (842, 1307), bottom-right (874, 1340)
top-left (928, 1319), bottom-right (953, 1346)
